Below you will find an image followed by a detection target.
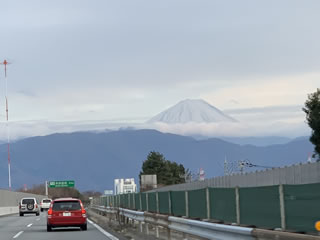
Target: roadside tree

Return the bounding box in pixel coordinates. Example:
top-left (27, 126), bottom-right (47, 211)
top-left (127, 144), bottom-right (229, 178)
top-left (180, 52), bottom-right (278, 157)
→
top-left (303, 88), bottom-right (320, 159)
top-left (140, 151), bottom-right (187, 186)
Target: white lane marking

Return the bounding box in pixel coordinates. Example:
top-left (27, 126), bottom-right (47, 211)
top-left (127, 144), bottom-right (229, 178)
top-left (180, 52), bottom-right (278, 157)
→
top-left (88, 219), bottom-right (118, 240)
top-left (36, 218), bottom-right (40, 221)
top-left (13, 231), bottom-right (24, 239)
top-left (27, 223), bottom-right (32, 227)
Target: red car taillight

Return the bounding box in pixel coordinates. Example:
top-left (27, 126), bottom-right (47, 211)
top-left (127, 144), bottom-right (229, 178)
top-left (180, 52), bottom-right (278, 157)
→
top-left (19, 204), bottom-right (21, 209)
top-left (81, 208), bottom-right (86, 217)
top-left (48, 208), bottom-right (52, 215)
top-left (35, 204), bottom-right (38, 208)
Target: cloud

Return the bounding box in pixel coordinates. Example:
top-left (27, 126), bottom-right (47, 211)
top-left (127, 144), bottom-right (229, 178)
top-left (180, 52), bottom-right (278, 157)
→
top-left (0, 120), bottom-right (121, 141)
top-left (0, 110), bottom-right (310, 142)
top-left (225, 105), bottom-right (302, 114)
top-left (201, 72), bottom-right (319, 109)
top-left (0, 0), bottom-right (318, 139)
top-left (143, 121), bottom-right (310, 138)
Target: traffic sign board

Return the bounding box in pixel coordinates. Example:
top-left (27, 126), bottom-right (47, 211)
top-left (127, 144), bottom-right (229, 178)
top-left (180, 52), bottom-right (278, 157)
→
top-left (48, 180), bottom-right (75, 188)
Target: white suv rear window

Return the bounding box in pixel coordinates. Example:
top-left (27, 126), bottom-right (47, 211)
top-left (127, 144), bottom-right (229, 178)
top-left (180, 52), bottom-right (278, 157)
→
top-left (22, 199), bottom-right (35, 204)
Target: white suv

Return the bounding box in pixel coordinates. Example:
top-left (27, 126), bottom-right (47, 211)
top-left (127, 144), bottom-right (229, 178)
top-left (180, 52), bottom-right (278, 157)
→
top-left (40, 198), bottom-right (52, 212)
top-left (19, 198), bottom-right (40, 216)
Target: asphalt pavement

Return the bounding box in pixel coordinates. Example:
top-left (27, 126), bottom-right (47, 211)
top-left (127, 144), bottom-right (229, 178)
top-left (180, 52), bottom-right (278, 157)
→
top-left (0, 212), bottom-right (118, 240)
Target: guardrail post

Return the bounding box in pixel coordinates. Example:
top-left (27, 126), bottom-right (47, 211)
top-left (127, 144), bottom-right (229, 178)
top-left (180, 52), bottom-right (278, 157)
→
top-left (156, 226), bottom-right (160, 238)
top-left (182, 232), bottom-right (188, 239)
top-left (155, 191), bottom-right (160, 238)
top-left (168, 191), bottom-right (172, 215)
top-left (167, 228), bottom-right (172, 240)
top-left (235, 186), bottom-right (240, 225)
top-left (156, 191), bottom-right (159, 213)
top-left (185, 191), bottom-right (189, 218)
top-left (279, 184), bottom-right (286, 230)
top-left (206, 187), bottom-right (210, 219)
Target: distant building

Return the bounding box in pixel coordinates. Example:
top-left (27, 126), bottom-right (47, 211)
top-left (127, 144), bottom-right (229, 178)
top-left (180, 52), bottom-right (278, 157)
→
top-left (114, 178), bottom-right (137, 194)
top-left (140, 174), bottom-right (157, 192)
top-left (199, 168), bottom-right (205, 181)
top-left (103, 190), bottom-right (114, 196)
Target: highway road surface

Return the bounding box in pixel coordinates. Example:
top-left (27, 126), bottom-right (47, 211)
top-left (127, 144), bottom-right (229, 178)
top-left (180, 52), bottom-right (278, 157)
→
top-left (0, 212), bottom-right (119, 240)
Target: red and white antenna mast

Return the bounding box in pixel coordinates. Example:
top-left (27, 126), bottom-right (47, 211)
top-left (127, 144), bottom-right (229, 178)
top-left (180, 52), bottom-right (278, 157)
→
top-left (0, 59), bottom-right (11, 190)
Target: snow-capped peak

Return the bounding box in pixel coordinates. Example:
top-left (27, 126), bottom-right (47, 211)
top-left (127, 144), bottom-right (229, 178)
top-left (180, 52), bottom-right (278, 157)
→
top-left (147, 99), bottom-right (237, 124)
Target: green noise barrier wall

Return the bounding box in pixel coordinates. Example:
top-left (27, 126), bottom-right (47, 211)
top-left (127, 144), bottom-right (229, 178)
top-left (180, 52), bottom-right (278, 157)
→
top-left (188, 189), bottom-right (207, 219)
top-left (134, 193), bottom-right (140, 210)
top-left (171, 191), bottom-right (186, 217)
top-left (141, 193), bottom-right (147, 211)
top-left (209, 187), bottom-right (237, 223)
top-left (239, 186), bottom-right (281, 229)
top-left (284, 183), bottom-right (320, 233)
top-left (112, 196), bottom-right (116, 207)
top-left (148, 192), bottom-right (157, 212)
top-left (116, 195), bottom-right (120, 207)
top-left (130, 194), bottom-right (134, 209)
top-left (124, 194), bottom-right (129, 208)
top-left (120, 194), bottom-right (125, 207)
top-left (95, 182), bottom-right (320, 233)
top-left (158, 191), bottom-right (170, 214)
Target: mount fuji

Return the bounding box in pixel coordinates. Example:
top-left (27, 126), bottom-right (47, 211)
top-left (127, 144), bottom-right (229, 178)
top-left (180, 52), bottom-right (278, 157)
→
top-left (147, 99), bottom-right (237, 124)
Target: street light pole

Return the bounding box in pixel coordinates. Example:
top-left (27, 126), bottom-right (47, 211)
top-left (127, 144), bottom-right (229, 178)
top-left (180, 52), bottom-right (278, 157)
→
top-left (45, 181), bottom-right (48, 196)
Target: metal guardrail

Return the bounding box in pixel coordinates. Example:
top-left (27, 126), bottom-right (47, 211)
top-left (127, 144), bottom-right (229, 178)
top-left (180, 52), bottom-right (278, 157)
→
top-left (169, 216), bottom-right (253, 240)
top-left (93, 205), bottom-right (116, 214)
top-left (92, 205), bottom-right (254, 240)
top-left (120, 208), bottom-right (144, 222)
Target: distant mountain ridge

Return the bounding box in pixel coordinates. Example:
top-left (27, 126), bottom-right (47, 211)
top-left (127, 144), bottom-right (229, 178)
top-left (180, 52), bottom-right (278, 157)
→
top-left (0, 129), bottom-right (313, 191)
top-left (148, 99), bottom-right (237, 123)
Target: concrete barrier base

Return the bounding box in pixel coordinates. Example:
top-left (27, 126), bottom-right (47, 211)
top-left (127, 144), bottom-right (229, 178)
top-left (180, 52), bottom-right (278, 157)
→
top-left (0, 206), bottom-right (18, 217)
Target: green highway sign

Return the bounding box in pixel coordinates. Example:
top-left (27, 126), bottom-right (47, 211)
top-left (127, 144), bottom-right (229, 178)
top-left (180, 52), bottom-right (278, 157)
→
top-left (48, 180), bottom-right (75, 188)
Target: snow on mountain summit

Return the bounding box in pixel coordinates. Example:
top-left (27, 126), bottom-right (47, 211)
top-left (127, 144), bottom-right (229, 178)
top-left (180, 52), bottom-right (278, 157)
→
top-left (147, 99), bottom-right (237, 124)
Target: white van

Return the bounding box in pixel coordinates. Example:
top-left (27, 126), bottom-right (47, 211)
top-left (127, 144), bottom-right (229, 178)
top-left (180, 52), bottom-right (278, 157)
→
top-left (40, 198), bottom-right (52, 212)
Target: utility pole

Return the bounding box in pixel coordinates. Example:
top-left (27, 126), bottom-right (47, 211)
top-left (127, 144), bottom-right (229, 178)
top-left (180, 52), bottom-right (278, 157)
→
top-left (45, 181), bottom-right (48, 196)
top-left (0, 59), bottom-right (11, 190)
top-left (224, 155), bottom-right (228, 176)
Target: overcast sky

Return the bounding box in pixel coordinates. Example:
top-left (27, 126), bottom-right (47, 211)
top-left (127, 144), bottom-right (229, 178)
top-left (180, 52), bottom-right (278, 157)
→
top-left (0, 0), bottom-right (319, 139)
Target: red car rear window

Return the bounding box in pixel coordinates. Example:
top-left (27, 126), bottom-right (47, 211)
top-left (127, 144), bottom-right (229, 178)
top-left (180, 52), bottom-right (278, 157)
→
top-left (52, 201), bottom-right (81, 211)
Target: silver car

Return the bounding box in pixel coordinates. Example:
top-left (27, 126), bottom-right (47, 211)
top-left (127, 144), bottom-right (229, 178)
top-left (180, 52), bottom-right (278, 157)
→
top-left (19, 198), bottom-right (40, 216)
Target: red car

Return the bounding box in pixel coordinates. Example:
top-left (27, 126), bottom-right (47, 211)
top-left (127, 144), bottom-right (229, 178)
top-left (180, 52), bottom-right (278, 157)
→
top-left (47, 198), bottom-right (87, 231)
